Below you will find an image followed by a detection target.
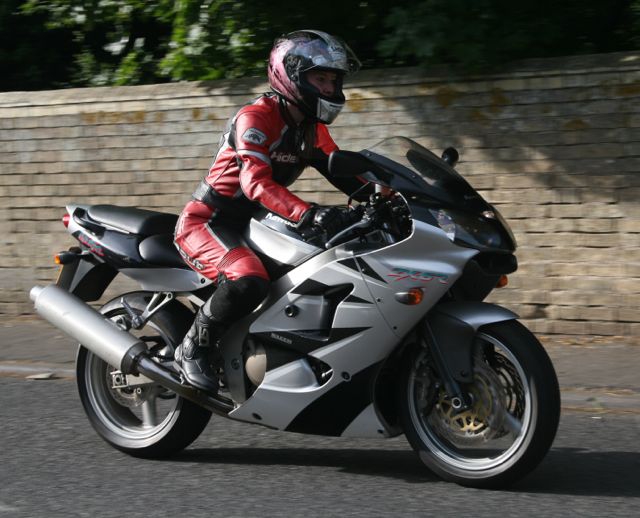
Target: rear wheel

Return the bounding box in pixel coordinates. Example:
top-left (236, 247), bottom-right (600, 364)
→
top-left (76, 293), bottom-right (212, 458)
top-left (400, 320), bottom-right (560, 488)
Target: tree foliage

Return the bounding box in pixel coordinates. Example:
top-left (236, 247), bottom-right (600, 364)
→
top-left (1, 0), bottom-right (638, 91)
top-left (380, 0), bottom-right (640, 70)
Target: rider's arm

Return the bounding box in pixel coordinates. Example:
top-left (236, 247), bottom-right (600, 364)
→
top-left (234, 110), bottom-right (312, 223)
top-left (308, 123), bottom-right (373, 202)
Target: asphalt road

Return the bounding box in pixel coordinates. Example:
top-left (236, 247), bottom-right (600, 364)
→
top-left (1, 377), bottom-right (639, 518)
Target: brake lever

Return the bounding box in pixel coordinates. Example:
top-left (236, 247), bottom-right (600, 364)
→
top-left (324, 218), bottom-right (372, 249)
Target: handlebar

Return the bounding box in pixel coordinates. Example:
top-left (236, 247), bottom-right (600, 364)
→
top-left (324, 217), bottom-right (373, 249)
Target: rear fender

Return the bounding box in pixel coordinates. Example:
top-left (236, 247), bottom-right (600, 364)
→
top-left (57, 251), bottom-right (117, 301)
top-left (426, 301), bottom-right (518, 383)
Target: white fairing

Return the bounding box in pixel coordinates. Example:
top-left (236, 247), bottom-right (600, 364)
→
top-left (244, 218), bottom-right (320, 265)
top-left (229, 220), bottom-right (478, 436)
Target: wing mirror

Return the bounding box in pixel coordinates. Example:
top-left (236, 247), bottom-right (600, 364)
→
top-left (441, 147), bottom-right (459, 167)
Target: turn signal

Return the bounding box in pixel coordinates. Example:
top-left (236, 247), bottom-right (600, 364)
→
top-left (54, 250), bottom-right (79, 265)
top-left (496, 275), bottom-right (509, 288)
top-left (395, 288), bottom-right (424, 305)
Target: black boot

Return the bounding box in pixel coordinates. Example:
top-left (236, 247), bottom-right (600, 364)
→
top-left (175, 307), bottom-right (221, 393)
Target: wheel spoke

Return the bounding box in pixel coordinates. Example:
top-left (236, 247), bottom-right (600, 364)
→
top-left (503, 410), bottom-right (523, 437)
top-left (141, 396), bottom-right (159, 428)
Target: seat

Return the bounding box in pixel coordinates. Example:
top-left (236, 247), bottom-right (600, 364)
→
top-left (87, 205), bottom-right (178, 236)
top-left (139, 234), bottom-right (189, 268)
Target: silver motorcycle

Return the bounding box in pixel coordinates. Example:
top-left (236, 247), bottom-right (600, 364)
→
top-left (30, 136), bottom-right (560, 488)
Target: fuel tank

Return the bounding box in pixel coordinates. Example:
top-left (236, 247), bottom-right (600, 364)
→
top-left (243, 211), bottom-right (321, 266)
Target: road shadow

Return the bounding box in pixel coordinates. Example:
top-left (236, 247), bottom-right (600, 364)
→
top-left (172, 446), bottom-right (640, 495)
top-left (172, 447), bottom-right (438, 484)
top-left (514, 447), bottom-right (640, 497)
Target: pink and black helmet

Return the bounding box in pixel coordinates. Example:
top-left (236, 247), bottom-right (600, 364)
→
top-left (268, 30), bottom-right (361, 124)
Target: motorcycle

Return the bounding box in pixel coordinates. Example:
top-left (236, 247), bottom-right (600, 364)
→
top-left (30, 136), bottom-right (560, 488)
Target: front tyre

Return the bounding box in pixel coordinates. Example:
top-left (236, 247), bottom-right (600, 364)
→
top-left (76, 293), bottom-right (212, 458)
top-left (400, 320), bottom-right (560, 488)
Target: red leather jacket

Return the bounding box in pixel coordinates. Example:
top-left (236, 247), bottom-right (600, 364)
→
top-left (197, 94), bottom-right (359, 223)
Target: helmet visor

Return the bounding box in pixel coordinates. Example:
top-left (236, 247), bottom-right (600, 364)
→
top-left (287, 33), bottom-right (361, 75)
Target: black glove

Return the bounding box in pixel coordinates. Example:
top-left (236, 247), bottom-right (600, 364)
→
top-left (298, 205), bottom-right (352, 238)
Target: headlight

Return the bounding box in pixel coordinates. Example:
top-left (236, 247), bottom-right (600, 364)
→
top-left (429, 208), bottom-right (514, 250)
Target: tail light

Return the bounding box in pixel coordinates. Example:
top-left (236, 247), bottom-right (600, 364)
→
top-left (62, 213), bottom-right (71, 228)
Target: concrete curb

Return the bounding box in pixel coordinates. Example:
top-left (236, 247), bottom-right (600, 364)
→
top-left (0, 362), bottom-right (75, 378)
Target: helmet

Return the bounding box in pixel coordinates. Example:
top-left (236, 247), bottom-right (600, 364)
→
top-left (268, 30), bottom-right (361, 124)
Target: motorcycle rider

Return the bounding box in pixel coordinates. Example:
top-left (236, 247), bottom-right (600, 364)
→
top-left (173, 30), bottom-right (362, 392)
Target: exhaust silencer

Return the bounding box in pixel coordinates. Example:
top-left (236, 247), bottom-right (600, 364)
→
top-left (30, 284), bottom-right (147, 374)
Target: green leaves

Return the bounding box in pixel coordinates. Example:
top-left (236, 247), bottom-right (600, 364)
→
top-left (2, 0), bottom-right (639, 91)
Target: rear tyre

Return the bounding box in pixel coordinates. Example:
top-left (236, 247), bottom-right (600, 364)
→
top-left (400, 320), bottom-right (560, 488)
top-left (76, 292), bottom-right (212, 458)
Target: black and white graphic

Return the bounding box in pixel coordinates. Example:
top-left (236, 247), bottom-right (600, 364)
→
top-left (241, 127), bottom-right (268, 146)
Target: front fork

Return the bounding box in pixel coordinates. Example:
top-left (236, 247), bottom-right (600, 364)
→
top-left (421, 321), bottom-right (474, 412)
top-left (420, 301), bottom-right (519, 412)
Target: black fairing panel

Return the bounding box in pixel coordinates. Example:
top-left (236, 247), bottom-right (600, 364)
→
top-left (450, 253), bottom-right (517, 301)
top-left (57, 259), bottom-right (117, 302)
top-left (285, 362), bottom-right (381, 436)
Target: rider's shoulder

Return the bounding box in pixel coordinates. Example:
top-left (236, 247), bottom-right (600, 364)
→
top-left (236, 94), bottom-right (279, 119)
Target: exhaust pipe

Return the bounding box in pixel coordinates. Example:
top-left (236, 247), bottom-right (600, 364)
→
top-left (31, 285), bottom-right (146, 374)
top-left (30, 284), bottom-right (233, 415)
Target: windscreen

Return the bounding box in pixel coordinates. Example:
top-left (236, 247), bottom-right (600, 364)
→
top-left (362, 137), bottom-right (489, 211)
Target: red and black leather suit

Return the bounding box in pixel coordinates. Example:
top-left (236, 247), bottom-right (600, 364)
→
top-left (174, 94), bottom-right (361, 322)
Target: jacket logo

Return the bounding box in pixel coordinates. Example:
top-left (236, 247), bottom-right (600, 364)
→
top-left (242, 128), bottom-right (267, 146)
top-left (270, 151), bottom-right (299, 163)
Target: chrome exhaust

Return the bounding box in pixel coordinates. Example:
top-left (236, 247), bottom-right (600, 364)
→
top-left (30, 284), bottom-right (233, 415)
top-left (30, 285), bottom-right (146, 374)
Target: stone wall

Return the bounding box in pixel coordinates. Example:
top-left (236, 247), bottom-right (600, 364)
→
top-left (1, 51), bottom-right (638, 338)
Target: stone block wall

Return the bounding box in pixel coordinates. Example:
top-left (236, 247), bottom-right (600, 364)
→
top-left (1, 51), bottom-right (638, 338)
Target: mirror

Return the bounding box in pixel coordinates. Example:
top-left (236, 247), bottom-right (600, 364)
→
top-left (441, 147), bottom-right (459, 167)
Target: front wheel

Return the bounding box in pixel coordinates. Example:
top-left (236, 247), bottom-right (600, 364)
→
top-left (400, 320), bottom-right (560, 488)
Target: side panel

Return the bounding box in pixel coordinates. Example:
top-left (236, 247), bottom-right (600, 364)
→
top-left (356, 220), bottom-right (478, 337)
top-left (227, 223), bottom-right (501, 436)
top-left (57, 259), bottom-right (117, 302)
top-left (228, 248), bottom-right (399, 435)
top-left (119, 267), bottom-right (212, 292)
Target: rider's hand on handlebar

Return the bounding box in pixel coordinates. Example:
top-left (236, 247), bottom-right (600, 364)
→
top-left (298, 205), bottom-right (357, 238)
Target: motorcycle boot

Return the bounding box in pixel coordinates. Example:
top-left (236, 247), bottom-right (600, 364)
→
top-left (174, 306), bottom-right (222, 394)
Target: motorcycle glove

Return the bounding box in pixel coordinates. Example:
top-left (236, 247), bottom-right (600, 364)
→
top-left (315, 206), bottom-right (356, 236)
